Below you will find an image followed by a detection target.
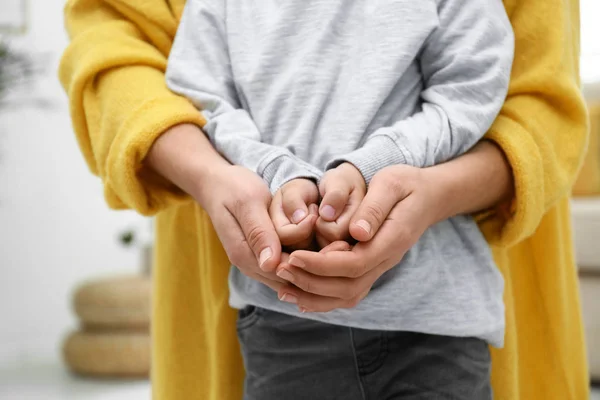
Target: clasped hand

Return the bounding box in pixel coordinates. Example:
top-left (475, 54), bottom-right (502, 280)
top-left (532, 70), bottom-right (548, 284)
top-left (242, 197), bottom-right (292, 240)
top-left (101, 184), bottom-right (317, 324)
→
top-left (202, 162), bottom-right (437, 313)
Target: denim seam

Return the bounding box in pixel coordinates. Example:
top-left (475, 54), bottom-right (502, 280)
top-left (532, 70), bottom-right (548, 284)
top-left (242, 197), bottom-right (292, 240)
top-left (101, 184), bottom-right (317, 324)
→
top-left (349, 328), bottom-right (368, 400)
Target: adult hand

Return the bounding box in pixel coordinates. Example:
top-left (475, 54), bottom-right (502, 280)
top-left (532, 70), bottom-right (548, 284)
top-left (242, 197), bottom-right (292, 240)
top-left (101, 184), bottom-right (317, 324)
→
top-left (146, 124), bottom-right (286, 291)
top-left (275, 164), bottom-right (442, 312)
top-left (196, 164), bottom-right (290, 289)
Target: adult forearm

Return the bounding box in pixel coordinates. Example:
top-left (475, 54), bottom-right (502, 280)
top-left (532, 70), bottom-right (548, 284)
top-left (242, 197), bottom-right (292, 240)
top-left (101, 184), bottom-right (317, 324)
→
top-left (424, 140), bottom-right (514, 225)
top-left (145, 123), bottom-right (229, 205)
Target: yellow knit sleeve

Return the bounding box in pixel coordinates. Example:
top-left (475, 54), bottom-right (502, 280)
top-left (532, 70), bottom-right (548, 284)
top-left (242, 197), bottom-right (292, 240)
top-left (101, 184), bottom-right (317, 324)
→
top-left (477, 0), bottom-right (588, 247)
top-left (58, 0), bottom-right (203, 215)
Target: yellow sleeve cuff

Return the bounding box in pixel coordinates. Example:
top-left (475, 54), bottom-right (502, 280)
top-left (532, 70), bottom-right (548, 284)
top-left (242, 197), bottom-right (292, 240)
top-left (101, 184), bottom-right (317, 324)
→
top-left (104, 94), bottom-right (205, 215)
top-left (478, 115), bottom-right (545, 247)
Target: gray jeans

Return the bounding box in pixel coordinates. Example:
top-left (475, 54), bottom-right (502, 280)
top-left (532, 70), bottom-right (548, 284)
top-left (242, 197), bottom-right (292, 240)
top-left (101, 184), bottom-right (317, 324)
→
top-left (237, 307), bottom-right (492, 400)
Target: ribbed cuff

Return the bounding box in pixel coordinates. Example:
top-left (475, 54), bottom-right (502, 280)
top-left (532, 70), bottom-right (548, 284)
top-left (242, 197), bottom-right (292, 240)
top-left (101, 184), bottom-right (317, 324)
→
top-left (260, 153), bottom-right (323, 194)
top-left (326, 131), bottom-right (409, 184)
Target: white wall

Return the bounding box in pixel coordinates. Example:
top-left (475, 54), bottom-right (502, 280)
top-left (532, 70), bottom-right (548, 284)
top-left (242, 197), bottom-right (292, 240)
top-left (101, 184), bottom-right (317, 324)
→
top-left (0, 0), bottom-right (145, 365)
top-left (581, 0), bottom-right (600, 85)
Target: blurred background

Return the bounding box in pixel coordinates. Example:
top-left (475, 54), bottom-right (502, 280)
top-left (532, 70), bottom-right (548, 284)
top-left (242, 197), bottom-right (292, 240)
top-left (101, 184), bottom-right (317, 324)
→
top-left (0, 0), bottom-right (599, 399)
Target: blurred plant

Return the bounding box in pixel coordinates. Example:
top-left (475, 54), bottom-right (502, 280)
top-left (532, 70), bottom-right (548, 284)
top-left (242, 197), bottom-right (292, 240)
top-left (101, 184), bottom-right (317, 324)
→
top-left (119, 229), bottom-right (137, 247)
top-left (0, 37), bottom-right (51, 108)
top-left (118, 223), bottom-right (153, 276)
top-left (0, 39), bottom-right (32, 98)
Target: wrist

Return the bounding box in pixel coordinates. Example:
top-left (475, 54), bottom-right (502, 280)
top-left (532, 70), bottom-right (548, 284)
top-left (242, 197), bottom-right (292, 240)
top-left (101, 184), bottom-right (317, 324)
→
top-left (420, 140), bottom-right (514, 224)
top-left (336, 162), bottom-right (367, 191)
top-left (419, 166), bottom-right (455, 226)
top-left (145, 123), bottom-right (229, 201)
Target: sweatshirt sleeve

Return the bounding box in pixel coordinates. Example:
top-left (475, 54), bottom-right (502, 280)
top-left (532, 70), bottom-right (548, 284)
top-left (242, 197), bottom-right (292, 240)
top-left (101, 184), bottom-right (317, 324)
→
top-left (166, 0), bottom-right (322, 194)
top-left (58, 0), bottom-right (204, 215)
top-left (327, 0), bottom-right (514, 183)
top-left (476, 0), bottom-right (588, 247)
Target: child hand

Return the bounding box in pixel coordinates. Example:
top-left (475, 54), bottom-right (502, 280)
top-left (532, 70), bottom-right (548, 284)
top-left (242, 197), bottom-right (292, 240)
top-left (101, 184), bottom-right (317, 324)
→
top-left (316, 163), bottom-right (367, 248)
top-left (269, 178), bottom-right (320, 251)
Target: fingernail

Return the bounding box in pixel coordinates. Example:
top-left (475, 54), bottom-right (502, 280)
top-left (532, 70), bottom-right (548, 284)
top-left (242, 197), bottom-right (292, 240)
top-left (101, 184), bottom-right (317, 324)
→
top-left (288, 257), bottom-right (305, 268)
top-left (276, 268), bottom-right (294, 282)
top-left (259, 247), bottom-right (272, 270)
top-left (320, 205), bottom-right (336, 219)
top-left (355, 219), bottom-right (371, 235)
top-left (291, 209), bottom-right (307, 224)
top-left (280, 294), bottom-right (298, 304)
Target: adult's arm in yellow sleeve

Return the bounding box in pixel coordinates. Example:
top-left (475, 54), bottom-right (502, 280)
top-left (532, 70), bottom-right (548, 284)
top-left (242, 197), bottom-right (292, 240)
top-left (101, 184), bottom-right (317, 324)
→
top-left (59, 0), bottom-right (204, 215)
top-left (478, 0), bottom-right (588, 247)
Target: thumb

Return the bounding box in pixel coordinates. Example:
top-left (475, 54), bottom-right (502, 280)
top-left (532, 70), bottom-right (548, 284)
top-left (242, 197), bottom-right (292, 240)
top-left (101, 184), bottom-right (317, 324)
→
top-left (281, 187), bottom-right (310, 224)
top-left (319, 176), bottom-right (351, 222)
top-left (237, 201), bottom-right (282, 272)
top-left (350, 177), bottom-right (405, 242)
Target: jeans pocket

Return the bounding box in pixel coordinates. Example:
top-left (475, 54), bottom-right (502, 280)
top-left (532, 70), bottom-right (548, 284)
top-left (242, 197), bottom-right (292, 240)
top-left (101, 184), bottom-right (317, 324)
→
top-left (237, 305), bottom-right (262, 331)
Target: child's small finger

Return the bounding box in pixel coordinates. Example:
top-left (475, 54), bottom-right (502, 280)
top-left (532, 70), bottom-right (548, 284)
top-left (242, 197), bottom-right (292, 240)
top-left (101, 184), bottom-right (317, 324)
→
top-left (270, 191), bottom-right (293, 230)
top-left (320, 240), bottom-right (351, 253)
top-left (315, 217), bottom-right (349, 244)
top-left (319, 187), bottom-right (350, 222)
top-left (277, 214), bottom-right (317, 247)
top-left (331, 189), bottom-right (363, 235)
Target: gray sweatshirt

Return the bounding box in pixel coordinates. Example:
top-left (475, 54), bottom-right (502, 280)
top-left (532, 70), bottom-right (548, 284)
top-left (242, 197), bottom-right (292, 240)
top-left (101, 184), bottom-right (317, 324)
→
top-left (167, 0), bottom-right (514, 346)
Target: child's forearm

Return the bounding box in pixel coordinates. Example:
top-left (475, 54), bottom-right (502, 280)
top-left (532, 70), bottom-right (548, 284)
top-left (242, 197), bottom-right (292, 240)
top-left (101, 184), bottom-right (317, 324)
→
top-left (326, 0), bottom-right (513, 184)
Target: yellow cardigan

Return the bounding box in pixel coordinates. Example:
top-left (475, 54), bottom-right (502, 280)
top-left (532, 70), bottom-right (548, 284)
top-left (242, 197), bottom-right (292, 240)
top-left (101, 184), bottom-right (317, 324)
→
top-left (59, 1), bottom-right (590, 399)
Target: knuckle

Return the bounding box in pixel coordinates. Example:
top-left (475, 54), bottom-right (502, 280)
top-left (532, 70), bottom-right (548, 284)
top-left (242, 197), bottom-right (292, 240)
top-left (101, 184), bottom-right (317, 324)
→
top-left (301, 278), bottom-right (312, 294)
top-left (293, 274), bottom-right (312, 293)
top-left (361, 202), bottom-right (386, 224)
top-left (246, 225), bottom-right (269, 251)
top-left (388, 179), bottom-right (405, 198)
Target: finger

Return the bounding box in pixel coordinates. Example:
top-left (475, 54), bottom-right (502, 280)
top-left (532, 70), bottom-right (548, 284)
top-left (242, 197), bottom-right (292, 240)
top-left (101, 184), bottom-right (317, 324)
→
top-left (349, 175), bottom-right (407, 242)
top-left (277, 214), bottom-right (317, 247)
top-left (276, 264), bottom-right (368, 300)
top-left (315, 232), bottom-right (332, 250)
top-left (320, 240), bottom-right (352, 253)
top-left (246, 270), bottom-right (287, 292)
top-left (278, 285), bottom-right (367, 313)
top-left (288, 248), bottom-right (373, 278)
top-left (211, 209), bottom-right (261, 269)
top-left (282, 180), bottom-right (319, 224)
top-left (308, 203), bottom-right (319, 218)
top-left (351, 194), bottom-right (422, 267)
top-left (319, 176), bottom-right (351, 222)
top-left (235, 200), bottom-right (282, 272)
top-left (315, 218), bottom-right (349, 244)
top-left (269, 189), bottom-right (289, 228)
top-left (316, 183), bottom-right (364, 243)
top-left (281, 188), bottom-right (309, 225)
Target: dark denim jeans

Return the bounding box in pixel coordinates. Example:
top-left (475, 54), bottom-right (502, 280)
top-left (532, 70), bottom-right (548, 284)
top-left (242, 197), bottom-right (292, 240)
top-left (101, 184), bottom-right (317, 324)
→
top-left (237, 307), bottom-right (492, 400)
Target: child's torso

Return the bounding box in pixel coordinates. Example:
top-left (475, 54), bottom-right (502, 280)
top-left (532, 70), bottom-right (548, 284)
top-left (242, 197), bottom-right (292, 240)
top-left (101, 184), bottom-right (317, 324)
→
top-left (225, 0), bottom-right (438, 168)
top-left (223, 0), bottom-right (505, 345)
